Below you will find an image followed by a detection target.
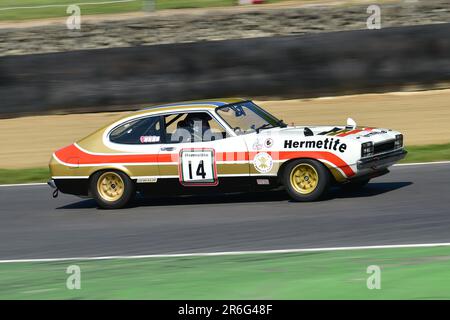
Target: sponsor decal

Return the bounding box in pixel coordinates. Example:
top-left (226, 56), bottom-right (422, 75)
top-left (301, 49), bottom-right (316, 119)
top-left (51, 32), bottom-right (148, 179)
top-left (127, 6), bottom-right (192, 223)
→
top-left (264, 138), bottom-right (274, 148)
top-left (284, 138), bottom-right (347, 153)
top-left (361, 130), bottom-right (387, 138)
top-left (252, 139), bottom-right (263, 150)
top-left (140, 136), bottom-right (160, 143)
top-left (256, 179), bottom-right (270, 185)
top-left (136, 177), bottom-right (158, 183)
top-left (253, 152), bottom-right (273, 174)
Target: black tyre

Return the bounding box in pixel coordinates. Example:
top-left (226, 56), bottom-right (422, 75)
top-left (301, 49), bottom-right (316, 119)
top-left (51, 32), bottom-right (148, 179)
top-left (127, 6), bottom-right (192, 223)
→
top-left (283, 159), bottom-right (330, 202)
top-left (90, 170), bottom-right (135, 209)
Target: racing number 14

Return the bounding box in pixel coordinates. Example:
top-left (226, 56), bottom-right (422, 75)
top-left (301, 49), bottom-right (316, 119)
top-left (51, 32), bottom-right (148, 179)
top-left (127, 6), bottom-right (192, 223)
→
top-left (188, 160), bottom-right (206, 180)
top-left (180, 149), bottom-right (217, 185)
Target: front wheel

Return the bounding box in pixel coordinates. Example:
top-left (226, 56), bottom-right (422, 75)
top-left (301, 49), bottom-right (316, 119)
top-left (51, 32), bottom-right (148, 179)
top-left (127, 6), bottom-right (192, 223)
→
top-left (90, 170), bottom-right (135, 209)
top-left (283, 159), bottom-right (330, 202)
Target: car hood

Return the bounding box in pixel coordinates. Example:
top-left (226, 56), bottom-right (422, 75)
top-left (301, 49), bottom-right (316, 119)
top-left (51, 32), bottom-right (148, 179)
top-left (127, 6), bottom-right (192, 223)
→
top-left (262, 125), bottom-right (399, 144)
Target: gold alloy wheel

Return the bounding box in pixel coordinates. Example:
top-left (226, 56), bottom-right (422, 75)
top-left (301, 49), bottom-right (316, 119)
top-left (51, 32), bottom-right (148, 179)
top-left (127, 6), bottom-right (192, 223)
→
top-left (97, 172), bottom-right (125, 202)
top-left (290, 163), bottom-right (319, 194)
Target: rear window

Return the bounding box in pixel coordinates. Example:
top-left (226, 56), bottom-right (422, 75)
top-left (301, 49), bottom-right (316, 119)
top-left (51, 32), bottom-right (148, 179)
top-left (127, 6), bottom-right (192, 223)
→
top-left (109, 116), bottom-right (161, 144)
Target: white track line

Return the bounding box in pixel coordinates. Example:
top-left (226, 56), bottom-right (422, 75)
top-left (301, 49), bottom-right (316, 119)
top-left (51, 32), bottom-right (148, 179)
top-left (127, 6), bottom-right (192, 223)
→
top-left (0, 182), bottom-right (47, 188)
top-left (1, 242), bottom-right (450, 264)
top-left (394, 160), bottom-right (450, 166)
top-left (0, 161), bottom-right (449, 188)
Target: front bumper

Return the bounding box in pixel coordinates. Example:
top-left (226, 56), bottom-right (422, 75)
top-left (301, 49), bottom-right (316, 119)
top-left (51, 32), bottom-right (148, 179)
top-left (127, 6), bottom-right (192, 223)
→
top-left (357, 149), bottom-right (407, 170)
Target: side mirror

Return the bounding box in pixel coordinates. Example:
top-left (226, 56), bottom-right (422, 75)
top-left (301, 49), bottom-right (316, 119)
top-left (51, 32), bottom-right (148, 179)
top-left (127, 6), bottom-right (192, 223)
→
top-left (346, 118), bottom-right (357, 130)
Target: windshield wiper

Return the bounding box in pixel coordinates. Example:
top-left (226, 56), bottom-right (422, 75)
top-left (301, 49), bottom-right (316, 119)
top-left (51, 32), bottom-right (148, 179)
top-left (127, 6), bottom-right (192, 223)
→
top-left (256, 120), bottom-right (287, 133)
top-left (255, 123), bottom-right (273, 133)
top-left (277, 119), bottom-right (287, 128)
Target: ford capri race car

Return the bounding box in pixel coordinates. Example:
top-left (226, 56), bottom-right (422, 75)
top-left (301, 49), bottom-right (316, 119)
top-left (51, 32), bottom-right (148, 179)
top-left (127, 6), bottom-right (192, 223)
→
top-left (49, 99), bottom-right (407, 209)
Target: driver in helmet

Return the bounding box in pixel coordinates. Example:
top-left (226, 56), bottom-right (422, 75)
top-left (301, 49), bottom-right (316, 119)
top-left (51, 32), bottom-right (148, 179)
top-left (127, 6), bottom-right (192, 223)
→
top-left (183, 113), bottom-right (212, 142)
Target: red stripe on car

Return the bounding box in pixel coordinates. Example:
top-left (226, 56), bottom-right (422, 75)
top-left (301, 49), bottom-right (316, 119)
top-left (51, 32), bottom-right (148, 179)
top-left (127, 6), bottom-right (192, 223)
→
top-left (55, 144), bottom-right (354, 177)
top-left (337, 129), bottom-right (363, 137)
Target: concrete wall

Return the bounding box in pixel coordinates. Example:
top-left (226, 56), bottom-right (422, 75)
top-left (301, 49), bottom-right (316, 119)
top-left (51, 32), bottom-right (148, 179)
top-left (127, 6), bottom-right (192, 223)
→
top-left (1, 23), bottom-right (449, 118)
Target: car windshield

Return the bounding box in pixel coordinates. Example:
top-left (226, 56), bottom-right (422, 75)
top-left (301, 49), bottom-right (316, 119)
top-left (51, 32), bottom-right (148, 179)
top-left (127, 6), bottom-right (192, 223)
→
top-left (216, 101), bottom-right (284, 135)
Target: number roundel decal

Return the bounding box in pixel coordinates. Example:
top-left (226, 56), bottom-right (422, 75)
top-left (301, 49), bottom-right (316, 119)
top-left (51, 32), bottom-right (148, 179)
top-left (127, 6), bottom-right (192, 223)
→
top-left (179, 149), bottom-right (218, 186)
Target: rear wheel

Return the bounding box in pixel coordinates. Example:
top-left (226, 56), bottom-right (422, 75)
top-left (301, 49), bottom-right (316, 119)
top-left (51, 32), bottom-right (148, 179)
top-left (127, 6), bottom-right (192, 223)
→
top-left (90, 171), bottom-right (135, 209)
top-left (283, 159), bottom-right (330, 202)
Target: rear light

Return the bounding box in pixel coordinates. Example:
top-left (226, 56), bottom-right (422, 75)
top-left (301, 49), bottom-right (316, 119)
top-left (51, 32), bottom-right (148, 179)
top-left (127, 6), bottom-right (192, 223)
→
top-left (361, 142), bottom-right (374, 158)
top-left (395, 134), bottom-right (403, 149)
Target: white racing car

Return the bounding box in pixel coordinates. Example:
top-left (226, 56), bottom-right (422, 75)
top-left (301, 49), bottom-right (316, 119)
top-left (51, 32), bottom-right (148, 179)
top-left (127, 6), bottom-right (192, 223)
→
top-left (49, 99), bottom-right (407, 209)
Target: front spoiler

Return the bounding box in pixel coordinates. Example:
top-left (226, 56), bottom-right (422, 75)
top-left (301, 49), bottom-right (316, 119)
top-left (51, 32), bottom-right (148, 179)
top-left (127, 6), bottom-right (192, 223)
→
top-left (357, 149), bottom-right (407, 170)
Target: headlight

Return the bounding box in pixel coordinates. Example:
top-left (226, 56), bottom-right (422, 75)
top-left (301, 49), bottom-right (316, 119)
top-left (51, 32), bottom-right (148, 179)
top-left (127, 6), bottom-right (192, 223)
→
top-left (361, 142), bottom-right (374, 158)
top-left (395, 134), bottom-right (403, 149)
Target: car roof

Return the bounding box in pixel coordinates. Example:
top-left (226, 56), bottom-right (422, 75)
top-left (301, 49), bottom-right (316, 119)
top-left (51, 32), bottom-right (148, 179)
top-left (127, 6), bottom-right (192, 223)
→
top-left (131, 98), bottom-right (248, 117)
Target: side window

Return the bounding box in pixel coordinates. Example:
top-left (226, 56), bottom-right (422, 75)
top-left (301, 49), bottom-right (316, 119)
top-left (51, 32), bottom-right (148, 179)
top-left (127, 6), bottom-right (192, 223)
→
top-left (164, 113), bottom-right (188, 142)
top-left (109, 116), bottom-right (161, 144)
top-left (163, 112), bottom-right (228, 144)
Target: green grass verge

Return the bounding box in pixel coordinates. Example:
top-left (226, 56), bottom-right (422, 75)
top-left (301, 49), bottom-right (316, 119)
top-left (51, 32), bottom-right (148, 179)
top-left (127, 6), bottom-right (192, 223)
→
top-left (0, 0), bottom-right (144, 21)
top-left (0, 0), bottom-right (288, 21)
top-left (0, 168), bottom-right (50, 184)
top-left (401, 143), bottom-right (450, 164)
top-left (155, 0), bottom-right (291, 10)
top-left (1, 246), bottom-right (450, 299)
top-left (0, 142), bottom-right (449, 185)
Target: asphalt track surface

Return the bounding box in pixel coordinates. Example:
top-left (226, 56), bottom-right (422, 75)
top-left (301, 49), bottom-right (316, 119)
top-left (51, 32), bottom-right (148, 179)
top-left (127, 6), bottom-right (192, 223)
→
top-left (0, 163), bottom-right (449, 260)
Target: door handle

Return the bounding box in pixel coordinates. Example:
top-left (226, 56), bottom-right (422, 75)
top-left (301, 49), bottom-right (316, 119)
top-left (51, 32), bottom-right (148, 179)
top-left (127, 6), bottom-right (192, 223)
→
top-left (160, 146), bottom-right (175, 152)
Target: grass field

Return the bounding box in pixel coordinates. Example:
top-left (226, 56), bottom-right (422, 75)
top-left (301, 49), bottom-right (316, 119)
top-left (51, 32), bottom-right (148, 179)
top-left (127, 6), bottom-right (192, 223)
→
top-left (0, 0), bottom-right (398, 21)
top-left (0, 142), bottom-right (448, 185)
top-left (0, 168), bottom-right (50, 185)
top-left (402, 143), bottom-right (450, 164)
top-left (0, 0), bottom-right (144, 20)
top-left (1, 245), bottom-right (450, 299)
top-left (0, 0), bottom-right (290, 21)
